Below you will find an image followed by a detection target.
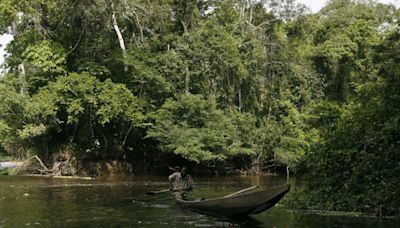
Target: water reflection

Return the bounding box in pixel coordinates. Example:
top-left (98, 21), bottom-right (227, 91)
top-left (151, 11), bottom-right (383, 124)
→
top-left (0, 175), bottom-right (398, 227)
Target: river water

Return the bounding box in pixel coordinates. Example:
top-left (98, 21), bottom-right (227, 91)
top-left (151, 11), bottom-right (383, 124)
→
top-left (0, 175), bottom-right (397, 227)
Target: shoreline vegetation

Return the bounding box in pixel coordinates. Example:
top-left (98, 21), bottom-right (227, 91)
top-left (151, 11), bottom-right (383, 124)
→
top-left (0, 0), bottom-right (399, 218)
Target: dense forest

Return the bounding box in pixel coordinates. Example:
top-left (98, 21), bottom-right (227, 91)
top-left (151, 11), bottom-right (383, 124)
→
top-left (0, 0), bottom-right (399, 216)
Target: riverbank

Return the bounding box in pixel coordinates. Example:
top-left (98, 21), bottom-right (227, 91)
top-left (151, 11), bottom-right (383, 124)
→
top-left (0, 155), bottom-right (284, 177)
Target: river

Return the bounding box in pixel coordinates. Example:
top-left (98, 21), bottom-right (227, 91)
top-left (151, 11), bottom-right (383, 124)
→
top-left (0, 175), bottom-right (397, 227)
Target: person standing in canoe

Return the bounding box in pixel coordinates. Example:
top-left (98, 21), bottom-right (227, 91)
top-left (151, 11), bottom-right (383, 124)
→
top-left (168, 167), bottom-right (194, 200)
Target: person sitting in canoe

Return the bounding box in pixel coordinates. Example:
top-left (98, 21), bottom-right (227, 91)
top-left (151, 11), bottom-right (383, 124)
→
top-left (168, 167), bottom-right (194, 200)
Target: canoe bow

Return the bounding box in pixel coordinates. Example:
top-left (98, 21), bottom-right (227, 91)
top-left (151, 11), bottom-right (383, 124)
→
top-left (176, 184), bottom-right (290, 217)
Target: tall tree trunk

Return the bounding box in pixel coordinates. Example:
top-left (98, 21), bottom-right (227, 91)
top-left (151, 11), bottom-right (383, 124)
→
top-left (122, 0), bottom-right (144, 43)
top-left (248, 0), bottom-right (253, 23)
top-left (11, 22), bottom-right (26, 94)
top-left (181, 20), bottom-right (188, 34)
top-left (286, 166), bottom-right (290, 179)
top-left (239, 0), bottom-right (245, 18)
top-left (185, 66), bottom-right (190, 94)
top-left (133, 12), bottom-right (144, 42)
top-left (18, 63), bottom-right (26, 94)
top-left (34, 4), bottom-right (42, 33)
top-left (110, 0), bottom-right (128, 72)
top-left (238, 87), bottom-right (242, 112)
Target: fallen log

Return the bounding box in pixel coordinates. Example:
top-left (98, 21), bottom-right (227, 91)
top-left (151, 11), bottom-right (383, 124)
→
top-left (15, 155), bottom-right (48, 175)
top-left (15, 155), bottom-right (80, 177)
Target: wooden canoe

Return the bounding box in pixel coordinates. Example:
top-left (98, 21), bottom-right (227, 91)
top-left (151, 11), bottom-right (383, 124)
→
top-left (176, 184), bottom-right (290, 217)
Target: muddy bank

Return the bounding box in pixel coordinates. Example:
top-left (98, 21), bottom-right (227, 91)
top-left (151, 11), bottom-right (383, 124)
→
top-left (2, 153), bottom-right (285, 177)
top-left (80, 160), bottom-right (134, 176)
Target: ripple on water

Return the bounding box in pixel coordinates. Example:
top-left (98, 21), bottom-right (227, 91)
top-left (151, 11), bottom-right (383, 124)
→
top-left (0, 175), bottom-right (399, 228)
top-left (149, 203), bottom-right (170, 209)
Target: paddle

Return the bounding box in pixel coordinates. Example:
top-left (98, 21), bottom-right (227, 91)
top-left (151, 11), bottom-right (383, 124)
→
top-left (223, 185), bottom-right (258, 198)
top-left (146, 189), bottom-right (171, 196)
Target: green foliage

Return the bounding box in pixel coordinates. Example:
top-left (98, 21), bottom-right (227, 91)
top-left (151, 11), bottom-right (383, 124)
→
top-left (17, 124), bottom-right (47, 140)
top-left (125, 47), bottom-right (173, 105)
top-left (0, 0), bottom-right (15, 33)
top-left (258, 100), bottom-right (316, 171)
top-left (22, 40), bottom-right (67, 75)
top-left (21, 40), bottom-right (68, 92)
top-left (313, 0), bottom-right (395, 101)
top-left (296, 24), bottom-right (400, 216)
top-left (0, 167), bottom-right (18, 175)
top-left (32, 73), bottom-right (145, 147)
top-left (147, 94), bottom-right (258, 164)
top-left (0, 72), bottom-right (145, 158)
top-left (0, 79), bottom-right (29, 158)
top-left (172, 0), bottom-right (204, 33)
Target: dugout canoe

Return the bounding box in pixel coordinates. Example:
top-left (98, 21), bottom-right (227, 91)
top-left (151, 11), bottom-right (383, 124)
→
top-left (176, 184), bottom-right (290, 217)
